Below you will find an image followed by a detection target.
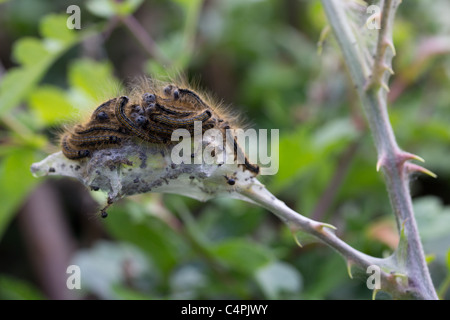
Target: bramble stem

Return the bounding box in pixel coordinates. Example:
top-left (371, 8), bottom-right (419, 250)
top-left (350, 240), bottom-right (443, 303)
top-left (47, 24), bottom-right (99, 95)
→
top-left (320, 0), bottom-right (437, 299)
top-left (241, 184), bottom-right (387, 269)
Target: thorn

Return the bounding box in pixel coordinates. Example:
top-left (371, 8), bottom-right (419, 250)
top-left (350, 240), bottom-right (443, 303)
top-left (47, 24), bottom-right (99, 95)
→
top-left (347, 261), bottom-right (354, 279)
top-left (406, 163), bottom-right (437, 178)
top-left (381, 82), bottom-right (390, 92)
top-left (293, 235), bottom-right (303, 248)
top-left (413, 155), bottom-right (425, 163)
top-left (385, 40), bottom-right (396, 56)
top-left (312, 222), bottom-right (337, 234)
top-left (372, 289), bottom-right (379, 300)
top-left (319, 223), bottom-right (337, 231)
top-left (289, 225), bottom-right (303, 248)
top-left (376, 157), bottom-right (384, 172)
top-left (317, 25), bottom-right (330, 56)
top-left (382, 63), bottom-right (394, 75)
top-left (399, 152), bottom-right (425, 163)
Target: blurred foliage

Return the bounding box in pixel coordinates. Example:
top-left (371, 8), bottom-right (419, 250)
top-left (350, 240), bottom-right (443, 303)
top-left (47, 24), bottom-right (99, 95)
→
top-left (0, 0), bottom-right (449, 300)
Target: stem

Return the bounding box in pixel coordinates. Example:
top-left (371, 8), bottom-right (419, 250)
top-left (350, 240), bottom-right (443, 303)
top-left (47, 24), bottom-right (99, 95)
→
top-left (320, 0), bottom-right (437, 299)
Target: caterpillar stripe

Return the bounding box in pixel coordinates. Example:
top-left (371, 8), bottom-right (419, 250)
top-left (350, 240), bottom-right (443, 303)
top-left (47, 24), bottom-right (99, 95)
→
top-left (62, 135), bottom-right (90, 160)
top-left (155, 103), bottom-right (194, 117)
top-left (75, 125), bottom-right (126, 135)
top-left (70, 135), bottom-right (122, 146)
top-left (151, 110), bottom-right (212, 127)
top-left (115, 96), bottom-right (165, 143)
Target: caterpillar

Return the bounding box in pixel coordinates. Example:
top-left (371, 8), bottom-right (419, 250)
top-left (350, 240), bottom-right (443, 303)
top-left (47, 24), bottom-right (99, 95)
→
top-left (60, 80), bottom-right (260, 175)
top-left (61, 97), bottom-right (130, 159)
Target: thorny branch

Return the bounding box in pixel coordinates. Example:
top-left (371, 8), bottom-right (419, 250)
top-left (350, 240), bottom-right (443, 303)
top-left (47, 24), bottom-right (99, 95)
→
top-left (319, 0), bottom-right (438, 299)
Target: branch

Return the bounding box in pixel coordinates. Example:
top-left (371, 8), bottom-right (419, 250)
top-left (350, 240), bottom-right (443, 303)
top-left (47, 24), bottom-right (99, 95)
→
top-left (320, 0), bottom-right (438, 299)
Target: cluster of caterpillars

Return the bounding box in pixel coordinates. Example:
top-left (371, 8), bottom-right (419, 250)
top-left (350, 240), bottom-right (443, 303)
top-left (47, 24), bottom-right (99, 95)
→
top-left (61, 84), bottom-right (260, 175)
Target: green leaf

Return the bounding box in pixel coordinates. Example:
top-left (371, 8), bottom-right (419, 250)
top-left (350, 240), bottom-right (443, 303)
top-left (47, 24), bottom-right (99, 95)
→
top-left (0, 148), bottom-right (38, 239)
top-left (28, 85), bottom-right (75, 125)
top-left (0, 275), bottom-right (45, 300)
top-left (86, 0), bottom-right (116, 18)
top-left (105, 205), bottom-right (188, 274)
top-left (271, 126), bottom-right (316, 190)
top-left (146, 60), bottom-right (169, 78)
top-left (68, 59), bottom-right (120, 102)
top-left (171, 0), bottom-right (201, 9)
top-left (210, 239), bottom-right (273, 275)
top-left (0, 64), bottom-right (51, 118)
top-left (39, 14), bottom-right (76, 43)
top-left (312, 118), bottom-right (358, 150)
top-left (255, 261), bottom-right (303, 299)
top-left (169, 264), bottom-right (207, 299)
top-left (0, 13), bottom-right (86, 118)
top-left (86, 0), bottom-right (143, 18)
top-left (12, 37), bottom-right (49, 66)
top-left (414, 196), bottom-right (450, 262)
top-left (71, 241), bottom-right (153, 299)
top-left (158, 32), bottom-right (185, 64)
top-left (302, 254), bottom-right (349, 299)
top-left (112, 285), bottom-right (152, 300)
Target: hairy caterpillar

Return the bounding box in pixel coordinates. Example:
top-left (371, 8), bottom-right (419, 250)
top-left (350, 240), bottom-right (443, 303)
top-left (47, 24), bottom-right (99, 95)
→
top-left (60, 79), bottom-right (260, 175)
